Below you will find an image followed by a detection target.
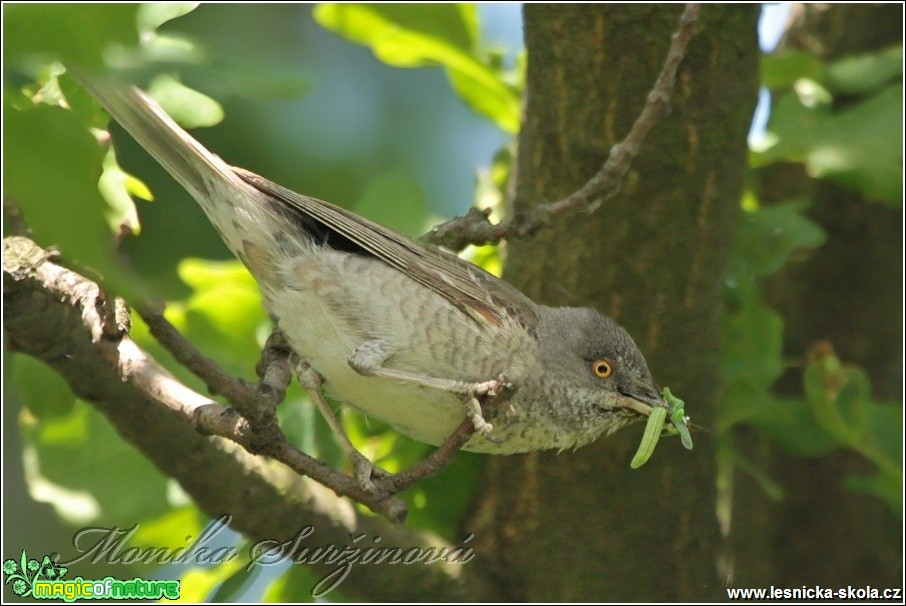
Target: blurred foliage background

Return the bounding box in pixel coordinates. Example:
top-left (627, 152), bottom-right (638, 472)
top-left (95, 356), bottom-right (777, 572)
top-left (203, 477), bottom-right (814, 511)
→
top-left (3, 3), bottom-right (902, 600)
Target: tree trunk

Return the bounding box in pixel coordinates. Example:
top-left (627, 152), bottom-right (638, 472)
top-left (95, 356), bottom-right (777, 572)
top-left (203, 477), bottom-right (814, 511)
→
top-left (465, 5), bottom-right (759, 600)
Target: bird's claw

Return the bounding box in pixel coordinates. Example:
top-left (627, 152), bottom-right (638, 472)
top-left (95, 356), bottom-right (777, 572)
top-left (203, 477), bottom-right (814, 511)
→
top-left (350, 452), bottom-right (393, 493)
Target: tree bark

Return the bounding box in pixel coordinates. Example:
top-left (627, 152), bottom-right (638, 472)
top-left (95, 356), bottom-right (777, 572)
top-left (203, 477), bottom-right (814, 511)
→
top-left (465, 5), bottom-right (759, 600)
top-left (2, 236), bottom-right (499, 601)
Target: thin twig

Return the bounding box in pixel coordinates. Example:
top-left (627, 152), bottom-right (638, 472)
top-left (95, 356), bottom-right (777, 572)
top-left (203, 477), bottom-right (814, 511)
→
top-left (138, 304), bottom-right (474, 518)
top-left (422, 3), bottom-right (702, 251)
top-left (376, 418), bottom-right (476, 494)
top-left (5, 234), bottom-right (497, 597)
top-left (115, 336), bottom-right (410, 521)
top-left (137, 305), bottom-right (259, 407)
top-left (133, 305), bottom-right (409, 520)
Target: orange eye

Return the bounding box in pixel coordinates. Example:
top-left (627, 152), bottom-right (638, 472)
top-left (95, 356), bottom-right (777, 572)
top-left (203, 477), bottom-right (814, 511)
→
top-left (593, 359), bottom-right (614, 379)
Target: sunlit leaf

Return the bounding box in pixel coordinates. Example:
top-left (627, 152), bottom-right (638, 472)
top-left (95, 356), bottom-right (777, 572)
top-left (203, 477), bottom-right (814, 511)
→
top-left (179, 559), bottom-right (245, 603)
top-left (148, 74), bottom-right (224, 128)
top-left (137, 2), bottom-right (200, 35)
top-left (168, 259), bottom-right (266, 375)
top-left (177, 258), bottom-right (260, 292)
top-left (314, 3), bottom-right (519, 132)
top-left (98, 150), bottom-right (144, 235)
top-left (21, 401), bottom-right (171, 526)
top-left (4, 99), bottom-right (145, 299)
top-left (129, 506), bottom-right (206, 551)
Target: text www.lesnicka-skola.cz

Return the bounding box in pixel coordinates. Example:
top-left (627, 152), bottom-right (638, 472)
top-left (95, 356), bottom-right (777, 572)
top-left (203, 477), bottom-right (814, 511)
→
top-left (727, 585), bottom-right (902, 600)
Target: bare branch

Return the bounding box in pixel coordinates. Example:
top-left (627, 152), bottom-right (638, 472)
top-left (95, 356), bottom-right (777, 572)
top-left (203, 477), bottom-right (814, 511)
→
top-left (422, 3), bottom-right (703, 251)
top-left (4, 235), bottom-right (500, 599)
top-left (114, 327), bottom-right (410, 522)
top-left (137, 305), bottom-right (261, 406)
top-left (136, 303), bottom-right (489, 518)
top-left (377, 418), bottom-right (475, 494)
top-left (4, 236), bottom-right (405, 521)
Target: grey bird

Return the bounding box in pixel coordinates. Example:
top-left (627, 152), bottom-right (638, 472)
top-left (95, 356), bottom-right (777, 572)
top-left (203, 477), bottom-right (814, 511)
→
top-left (75, 74), bottom-right (668, 486)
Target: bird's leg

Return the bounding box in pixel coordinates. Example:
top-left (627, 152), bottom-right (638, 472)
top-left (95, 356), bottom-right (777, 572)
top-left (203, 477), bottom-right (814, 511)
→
top-left (294, 361), bottom-right (392, 492)
top-left (347, 338), bottom-right (510, 443)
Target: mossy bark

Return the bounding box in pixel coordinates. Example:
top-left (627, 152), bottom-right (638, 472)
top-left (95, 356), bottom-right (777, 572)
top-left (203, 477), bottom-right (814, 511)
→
top-left (465, 5), bottom-right (759, 600)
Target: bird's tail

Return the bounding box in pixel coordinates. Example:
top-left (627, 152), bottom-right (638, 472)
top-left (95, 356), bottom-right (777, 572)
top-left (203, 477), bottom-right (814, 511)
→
top-left (69, 69), bottom-right (290, 270)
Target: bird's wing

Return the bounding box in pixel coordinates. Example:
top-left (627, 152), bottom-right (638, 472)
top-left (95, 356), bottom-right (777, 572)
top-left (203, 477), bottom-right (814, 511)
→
top-left (71, 69), bottom-right (538, 332)
top-left (234, 168), bottom-right (539, 331)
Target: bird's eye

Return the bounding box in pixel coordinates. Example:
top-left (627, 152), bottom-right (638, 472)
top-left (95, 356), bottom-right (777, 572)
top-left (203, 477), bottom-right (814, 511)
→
top-left (592, 359), bottom-right (614, 379)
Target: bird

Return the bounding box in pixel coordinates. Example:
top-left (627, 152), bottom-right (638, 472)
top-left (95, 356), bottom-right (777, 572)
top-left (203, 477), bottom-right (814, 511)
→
top-left (74, 72), bottom-right (671, 488)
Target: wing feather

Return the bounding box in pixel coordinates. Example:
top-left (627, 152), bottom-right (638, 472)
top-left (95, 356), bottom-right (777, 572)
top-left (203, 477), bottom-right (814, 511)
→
top-left (234, 168), bottom-right (538, 332)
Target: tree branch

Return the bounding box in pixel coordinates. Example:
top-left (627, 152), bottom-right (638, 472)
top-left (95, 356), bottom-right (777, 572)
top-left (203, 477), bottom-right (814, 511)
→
top-left (137, 304), bottom-right (487, 510)
top-left (421, 3), bottom-right (702, 251)
top-left (3, 235), bottom-right (499, 600)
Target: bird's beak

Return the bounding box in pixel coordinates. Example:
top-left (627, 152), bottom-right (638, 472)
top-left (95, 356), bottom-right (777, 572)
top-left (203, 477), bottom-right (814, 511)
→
top-left (618, 389), bottom-right (667, 417)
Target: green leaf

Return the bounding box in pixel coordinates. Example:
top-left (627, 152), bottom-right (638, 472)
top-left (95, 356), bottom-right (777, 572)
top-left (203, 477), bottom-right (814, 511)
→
top-left (844, 469), bottom-right (902, 514)
top-left (803, 349), bottom-right (902, 486)
top-left (148, 74), bottom-right (225, 128)
top-left (446, 66), bottom-right (520, 134)
top-left (280, 394), bottom-right (347, 470)
top-left (179, 559), bottom-right (245, 603)
top-left (208, 564), bottom-right (257, 603)
top-left (729, 199), bottom-right (826, 279)
top-left (4, 4), bottom-right (139, 68)
top-left (401, 452), bottom-right (482, 539)
top-left (57, 71), bottom-right (108, 129)
top-left (864, 400), bottom-right (903, 472)
top-left (98, 149), bottom-right (145, 235)
top-left (756, 84), bottom-right (903, 205)
top-left (315, 4), bottom-right (477, 62)
top-left (172, 259), bottom-right (266, 376)
top-left (824, 45), bottom-right (902, 95)
top-left (741, 397), bottom-right (837, 457)
top-left (4, 98), bottom-right (145, 299)
top-left (721, 303), bottom-right (784, 389)
top-left (177, 258), bottom-right (259, 293)
top-left (761, 50), bottom-right (824, 90)
top-left (11, 356), bottom-right (76, 419)
top-left (21, 401), bottom-right (171, 526)
top-left (314, 3), bottom-right (519, 132)
top-left (136, 2), bottom-right (200, 35)
top-left (128, 259), bottom-right (266, 393)
top-left (128, 506), bottom-right (206, 552)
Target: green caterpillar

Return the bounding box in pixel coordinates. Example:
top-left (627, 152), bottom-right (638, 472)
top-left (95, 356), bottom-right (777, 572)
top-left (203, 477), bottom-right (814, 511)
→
top-left (629, 387), bottom-right (693, 468)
